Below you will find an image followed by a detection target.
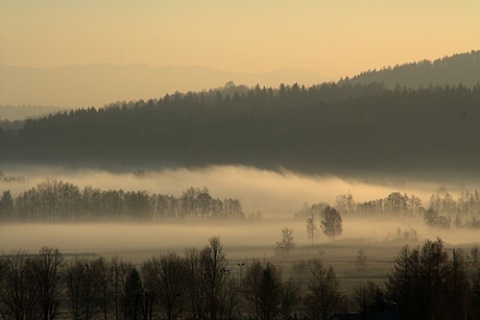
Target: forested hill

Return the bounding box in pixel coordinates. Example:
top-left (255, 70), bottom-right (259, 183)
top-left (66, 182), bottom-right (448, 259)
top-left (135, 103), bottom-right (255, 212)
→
top-left (1, 82), bottom-right (480, 179)
top-left (348, 50), bottom-right (480, 89)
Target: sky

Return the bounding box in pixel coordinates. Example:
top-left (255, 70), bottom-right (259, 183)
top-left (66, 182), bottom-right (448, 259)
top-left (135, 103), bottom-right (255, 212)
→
top-left (1, 0), bottom-right (479, 80)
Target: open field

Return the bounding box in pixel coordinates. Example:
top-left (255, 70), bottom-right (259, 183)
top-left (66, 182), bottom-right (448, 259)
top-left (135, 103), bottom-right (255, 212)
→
top-left (2, 165), bottom-right (479, 297)
top-left (3, 226), bottom-right (472, 295)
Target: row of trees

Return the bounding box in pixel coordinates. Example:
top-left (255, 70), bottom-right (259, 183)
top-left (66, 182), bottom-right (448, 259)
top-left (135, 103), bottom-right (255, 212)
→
top-left (304, 206), bottom-right (343, 245)
top-left (349, 50), bottom-right (480, 89)
top-left (0, 237), bottom-right (347, 320)
top-left (386, 239), bottom-right (480, 319)
top-left (2, 238), bottom-right (480, 320)
top-left (277, 205), bottom-right (343, 257)
top-left (0, 180), bottom-right (244, 221)
top-left (4, 179), bottom-right (479, 230)
top-left (296, 192), bottom-right (422, 219)
top-left (298, 190), bottom-right (480, 229)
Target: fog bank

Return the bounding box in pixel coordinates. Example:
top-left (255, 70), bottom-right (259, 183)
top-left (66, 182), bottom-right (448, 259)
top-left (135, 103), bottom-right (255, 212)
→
top-left (1, 165), bottom-right (464, 218)
top-left (2, 165), bottom-right (479, 259)
top-left (1, 217), bottom-right (479, 258)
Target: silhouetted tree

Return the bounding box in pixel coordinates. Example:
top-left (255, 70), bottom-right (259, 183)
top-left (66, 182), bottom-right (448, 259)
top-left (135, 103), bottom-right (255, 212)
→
top-left (200, 236), bottom-right (228, 320)
top-left (276, 227), bottom-right (295, 256)
top-left (304, 259), bottom-right (346, 320)
top-left (89, 257), bottom-right (110, 320)
top-left (110, 256), bottom-right (134, 320)
top-left (280, 277), bottom-right (300, 320)
top-left (0, 190), bottom-right (14, 219)
top-left (352, 281), bottom-right (387, 320)
top-left (258, 264), bottom-right (281, 320)
top-left (306, 214), bottom-right (318, 246)
top-left (183, 248), bottom-right (204, 320)
top-left (29, 246), bottom-right (64, 320)
top-left (244, 259), bottom-right (264, 319)
top-left (334, 192), bottom-right (355, 215)
top-left (124, 268), bottom-right (144, 320)
top-left (386, 245), bottom-right (421, 319)
top-left (386, 238), bottom-right (473, 319)
top-left (142, 253), bottom-right (186, 320)
top-left (0, 251), bottom-right (39, 319)
top-left (443, 249), bottom-right (471, 320)
top-left (472, 269), bottom-right (480, 319)
top-left (65, 258), bottom-right (97, 320)
top-left (355, 249), bottom-right (367, 274)
top-left (320, 207), bottom-right (342, 242)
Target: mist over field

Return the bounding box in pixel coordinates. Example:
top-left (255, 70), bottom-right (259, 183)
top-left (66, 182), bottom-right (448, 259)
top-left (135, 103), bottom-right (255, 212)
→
top-left (2, 216), bottom-right (479, 255)
top-left (2, 2), bottom-right (480, 318)
top-left (0, 164), bottom-right (459, 217)
top-left (1, 165), bottom-right (479, 257)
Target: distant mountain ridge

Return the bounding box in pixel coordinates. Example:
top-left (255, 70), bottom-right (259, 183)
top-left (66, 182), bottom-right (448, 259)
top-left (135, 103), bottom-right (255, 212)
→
top-left (348, 50), bottom-right (480, 89)
top-left (0, 105), bottom-right (64, 121)
top-left (0, 64), bottom-right (328, 109)
top-left (1, 50), bottom-right (478, 122)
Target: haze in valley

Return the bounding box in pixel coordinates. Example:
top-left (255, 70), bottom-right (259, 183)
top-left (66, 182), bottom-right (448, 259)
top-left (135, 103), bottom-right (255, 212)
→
top-left (1, 165), bottom-right (479, 255)
top-left (1, 3), bottom-right (480, 318)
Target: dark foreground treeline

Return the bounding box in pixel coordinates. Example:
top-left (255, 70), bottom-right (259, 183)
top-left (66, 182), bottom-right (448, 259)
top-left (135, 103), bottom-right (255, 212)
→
top-left (0, 179), bottom-right (244, 221)
top-left (298, 190), bottom-right (480, 229)
top-left (1, 237), bottom-right (480, 320)
top-left (1, 82), bottom-right (480, 176)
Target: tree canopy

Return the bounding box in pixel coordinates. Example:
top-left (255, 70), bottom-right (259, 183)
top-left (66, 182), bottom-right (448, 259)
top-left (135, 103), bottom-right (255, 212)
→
top-left (1, 82), bottom-right (479, 178)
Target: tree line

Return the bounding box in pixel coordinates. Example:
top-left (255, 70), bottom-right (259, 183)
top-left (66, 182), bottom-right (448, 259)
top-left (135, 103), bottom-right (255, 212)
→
top-left (2, 180), bottom-right (479, 229)
top-left (1, 82), bottom-right (479, 177)
top-left (348, 50), bottom-right (480, 89)
top-left (0, 179), bottom-right (244, 221)
top-left (298, 190), bottom-right (480, 230)
top-left (1, 237), bottom-right (480, 320)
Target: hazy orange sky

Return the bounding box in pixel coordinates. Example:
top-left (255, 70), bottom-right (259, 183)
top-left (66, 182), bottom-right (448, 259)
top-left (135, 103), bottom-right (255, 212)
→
top-left (1, 0), bottom-right (479, 79)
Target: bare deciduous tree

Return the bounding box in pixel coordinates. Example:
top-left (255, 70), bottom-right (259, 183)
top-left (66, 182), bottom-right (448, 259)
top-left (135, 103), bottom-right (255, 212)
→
top-left (352, 281), bottom-right (388, 318)
top-left (142, 253), bottom-right (186, 320)
top-left (386, 239), bottom-right (472, 319)
top-left (201, 236), bottom-right (228, 320)
top-left (29, 246), bottom-right (64, 320)
top-left (183, 248), bottom-right (203, 320)
top-left (65, 258), bottom-right (88, 320)
top-left (304, 259), bottom-right (347, 320)
top-left (276, 227), bottom-right (295, 256)
top-left (356, 249), bottom-right (367, 274)
top-left (0, 251), bottom-right (38, 320)
top-left (306, 214), bottom-right (318, 246)
top-left (110, 256), bottom-right (134, 320)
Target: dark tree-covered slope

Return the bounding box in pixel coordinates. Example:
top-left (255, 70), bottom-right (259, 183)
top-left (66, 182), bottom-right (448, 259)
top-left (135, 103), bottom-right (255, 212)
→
top-left (1, 82), bottom-right (479, 179)
top-left (348, 50), bottom-right (480, 89)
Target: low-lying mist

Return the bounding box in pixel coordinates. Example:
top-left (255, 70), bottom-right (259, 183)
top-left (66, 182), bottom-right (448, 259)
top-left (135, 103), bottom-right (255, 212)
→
top-left (1, 164), bottom-right (466, 217)
top-left (1, 164), bottom-right (479, 258)
top-left (2, 217), bottom-right (479, 257)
